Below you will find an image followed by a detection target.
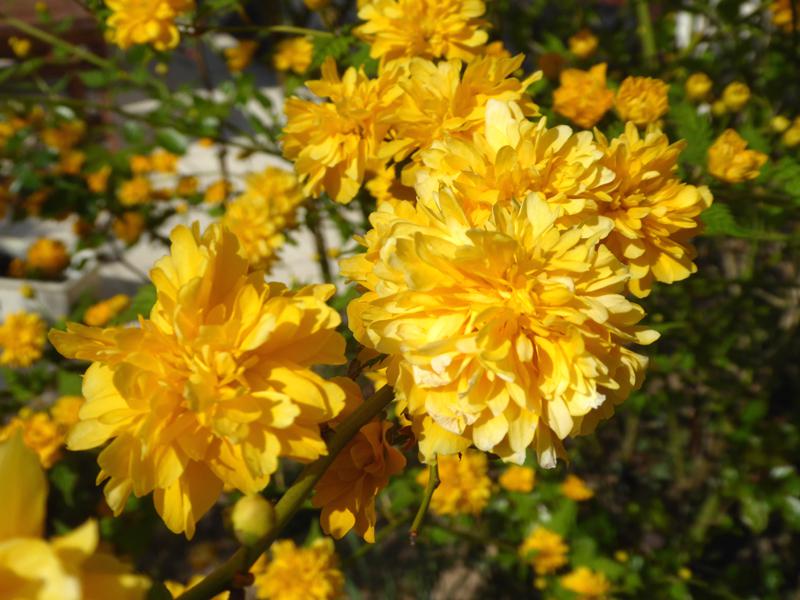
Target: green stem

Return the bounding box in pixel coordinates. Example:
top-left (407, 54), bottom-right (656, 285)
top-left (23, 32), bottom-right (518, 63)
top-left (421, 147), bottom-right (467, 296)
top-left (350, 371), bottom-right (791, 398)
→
top-left (188, 24), bottom-right (333, 38)
top-left (633, 0), bottom-right (657, 71)
top-left (305, 203), bottom-right (333, 284)
top-left (175, 386), bottom-right (395, 600)
top-left (409, 460), bottom-right (438, 542)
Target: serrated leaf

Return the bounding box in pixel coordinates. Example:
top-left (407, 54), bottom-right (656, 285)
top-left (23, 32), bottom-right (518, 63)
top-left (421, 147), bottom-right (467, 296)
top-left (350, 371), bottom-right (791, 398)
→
top-left (311, 35), bottom-right (353, 71)
top-left (670, 101), bottom-right (713, 167)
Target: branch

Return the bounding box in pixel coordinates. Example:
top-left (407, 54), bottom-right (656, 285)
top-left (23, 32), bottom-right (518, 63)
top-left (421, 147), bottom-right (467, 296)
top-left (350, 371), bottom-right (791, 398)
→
top-left (409, 459), bottom-right (439, 543)
top-left (633, 0), bottom-right (658, 71)
top-left (175, 385), bottom-right (396, 600)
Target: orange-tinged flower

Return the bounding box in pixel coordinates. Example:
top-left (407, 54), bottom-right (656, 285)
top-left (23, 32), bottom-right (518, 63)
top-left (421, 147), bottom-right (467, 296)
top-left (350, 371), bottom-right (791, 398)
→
top-left (560, 566), bottom-right (611, 599)
top-left (273, 37), bottom-right (313, 75)
top-left (130, 154), bottom-right (152, 174)
top-left (119, 177), bottom-right (151, 206)
top-left (176, 175), bottom-right (199, 196)
top-left (707, 129), bottom-right (767, 183)
top-left (83, 294), bottom-right (130, 327)
top-left (770, 0), bottom-right (798, 32)
top-left (87, 165), bottom-right (112, 193)
top-left (685, 73), bottom-right (712, 102)
top-left (9, 36), bottom-right (32, 58)
top-left (42, 121), bottom-right (85, 151)
top-left (225, 40), bottom-right (259, 72)
top-left (569, 29), bottom-right (598, 59)
top-left (554, 63), bottom-right (614, 129)
top-left (0, 311), bottom-right (47, 367)
top-left (417, 451), bottom-right (491, 515)
top-left (499, 465), bottom-right (535, 493)
top-left (27, 238), bottom-right (70, 277)
top-left (615, 76), bottom-right (669, 126)
top-left (355, 0), bottom-right (489, 65)
top-left (251, 538), bottom-right (344, 600)
top-left (57, 150), bottom-right (86, 175)
top-left (519, 527), bottom-right (569, 575)
top-left (204, 179), bottom-right (230, 204)
top-left (560, 474), bottom-right (594, 500)
top-left (112, 211), bottom-right (146, 244)
top-left (51, 395), bottom-right (85, 429)
top-left (721, 81), bottom-right (750, 112)
top-left (49, 223), bottom-right (347, 537)
top-left (150, 149), bottom-right (180, 173)
top-left (0, 409), bottom-right (64, 468)
top-left (105, 0), bottom-right (195, 51)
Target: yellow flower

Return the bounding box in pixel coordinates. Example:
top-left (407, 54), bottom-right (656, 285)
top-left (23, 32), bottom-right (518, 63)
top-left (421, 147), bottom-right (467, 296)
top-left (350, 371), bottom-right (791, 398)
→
top-left (49, 223), bottom-right (347, 537)
top-left (0, 433), bottom-right (150, 599)
top-left (595, 123), bottom-right (713, 297)
top-left (9, 36), bottom-right (32, 58)
top-left (51, 395), bottom-right (85, 429)
top-left (130, 154), bottom-right (152, 174)
top-left (365, 164), bottom-right (416, 205)
top-left (119, 177), bottom-right (152, 206)
top-left (416, 451), bottom-right (491, 516)
top-left (7, 257), bottom-right (26, 278)
top-left (222, 168), bottom-right (305, 271)
top-left (770, 0), bottom-right (798, 32)
top-left (112, 211), bottom-right (146, 244)
top-left (27, 238), bottom-right (70, 277)
top-left (273, 37), bottom-right (313, 75)
top-left (499, 465), bottom-right (535, 493)
top-left (0, 409), bottom-right (64, 468)
top-left (342, 186), bottom-right (656, 467)
top-left (231, 494), bottom-right (275, 545)
top-left (783, 123), bottom-right (800, 147)
top-left (0, 311), bottom-right (46, 368)
top-left (282, 58), bottom-right (403, 204)
top-left (519, 527), bottom-right (569, 575)
top-left (20, 283), bottom-right (35, 299)
top-left (225, 40), bottom-right (258, 72)
top-left (560, 474), bottom-right (594, 501)
top-left (105, 0), bottom-right (195, 51)
top-left (711, 99), bottom-right (727, 117)
top-left (57, 149), bottom-right (86, 175)
top-left (721, 82), bottom-right (750, 112)
top-left (150, 149), bottom-right (179, 173)
top-left (568, 29), bottom-right (598, 59)
top-left (313, 380), bottom-right (406, 541)
top-left (678, 567), bottom-right (692, 580)
top-left (615, 76), bottom-right (669, 126)
top-left (42, 121), bottom-right (85, 151)
top-left (707, 129), bottom-right (768, 183)
top-left (771, 115), bottom-right (791, 133)
top-left (252, 538), bottom-right (345, 600)
top-left (204, 179), bottom-right (229, 204)
top-left (685, 72), bottom-right (712, 102)
top-left (355, 0), bottom-right (489, 65)
top-left (176, 175), bottom-right (199, 196)
top-left (560, 566), bottom-right (611, 599)
top-left (554, 63), bottom-right (614, 129)
top-left (614, 550), bottom-right (629, 563)
top-left (87, 165), bottom-right (112, 193)
top-left (83, 294), bottom-right (131, 327)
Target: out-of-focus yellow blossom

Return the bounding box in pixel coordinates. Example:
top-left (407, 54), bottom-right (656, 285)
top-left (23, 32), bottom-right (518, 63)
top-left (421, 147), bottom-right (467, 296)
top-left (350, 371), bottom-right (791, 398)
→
top-left (0, 409), bottom-right (64, 468)
top-left (770, 0), bottom-right (798, 32)
top-left (569, 29), bottom-right (598, 59)
top-left (782, 118), bottom-right (800, 147)
top-left (273, 37), bottom-right (313, 75)
top-left (560, 567), bottom-right (611, 599)
top-left (499, 465), bottom-right (536, 493)
top-left (283, 58), bottom-right (403, 203)
top-left (119, 177), bottom-right (151, 206)
top-left (150, 149), bottom-right (179, 173)
top-left (49, 223), bottom-right (347, 537)
top-left (165, 577), bottom-right (230, 599)
top-left (87, 165), bottom-right (112, 193)
top-left (252, 538), bottom-right (344, 600)
top-left (20, 284), bottom-right (35, 299)
top-left (83, 294), bottom-right (130, 327)
top-left (560, 474), bottom-right (594, 500)
top-left (112, 211), bottom-right (146, 244)
top-left (355, 0), bottom-right (489, 65)
top-left (685, 72), bottom-right (712, 102)
top-left (771, 115), bottom-right (791, 133)
top-left (554, 63), bottom-right (614, 129)
top-left (51, 395), bottom-right (85, 429)
top-left (615, 76), bottom-right (669, 126)
top-left (222, 168), bottom-right (305, 271)
top-left (42, 121), bottom-right (85, 151)
top-left (707, 129), bottom-right (768, 183)
top-left (130, 154), bottom-right (152, 174)
top-left (313, 380), bottom-right (406, 542)
top-left (106, 0), bottom-right (195, 51)
top-left (595, 123), bottom-right (713, 297)
top-left (9, 36), bottom-right (32, 58)
top-left (721, 81), bottom-right (750, 112)
top-left (155, 62), bottom-right (169, 75)
top-left (27, 238), bottom-right (70, 277)
top-left (614, 550), bottom-right (629, 562)
top-left (0, 433), bottom-right (150, 599)
top-left (225, 40), bottom-right (258, 72)
top-left (231, 494), bottom-right (275, 545)
top-left (304, 0), bottom-right (330, 9)
top-left (519, 527), bottom-right (569, 575)
top-left (204, 179), bottom-right (229, 203)
top-left (416, 451), bottom-right (491, 515)
top-left (176, 175), bottom-right (199, 196)
top-left (678, 567), bottom-right (692, 580)
top-left (57, 149), bottom-right (86, 175)
top-left (538, 52), bottom-right (565, 80)
top-left (7, 257), bottom-right (26, 278)
top-left (711, 99), bottom-right (727, 117)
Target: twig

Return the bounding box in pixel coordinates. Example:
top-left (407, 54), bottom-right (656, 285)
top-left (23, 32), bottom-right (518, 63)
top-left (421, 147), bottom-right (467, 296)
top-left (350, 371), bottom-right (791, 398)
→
top-left (409, 460), bottom-right (439, 544)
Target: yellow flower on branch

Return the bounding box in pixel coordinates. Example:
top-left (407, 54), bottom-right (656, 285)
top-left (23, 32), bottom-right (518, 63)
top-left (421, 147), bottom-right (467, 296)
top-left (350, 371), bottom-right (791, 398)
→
top-left (417, 451), bottom-right (491, 515)
top-left (707, 129), bottom-right (768, 183)
top-left (27, 238), bottom-right (70, 277)
top-left (560, 566), bottom-right (611, 599)
top-left (119, 176), bottom-right (151, 206)
top-left (252, 538), bottom-right (345, 600)
top-left (49, 223), bottom-right (347, 537)
top-left (105, 0), bottom-right (195, 51)
top-left (519, 527), bottom-right (569, 575)
top-left (273, 37), bottom-right (313, 75)
top-left (721, 82), bottom-right (750, 112)
top-left (225, 40), bottom-right (259, 73)
top-left (615, 76), bottom-right (669, 126)
top-left (560, 474), bottom-right (594, 501)
top-left (355, 0), bottom-right (489, 64)
top-left (499, 465), bottom-right (536, 493)
top-left (554, 63), bottom-right (614, 129)
top-left (0, 311), bottom-right (46, 368)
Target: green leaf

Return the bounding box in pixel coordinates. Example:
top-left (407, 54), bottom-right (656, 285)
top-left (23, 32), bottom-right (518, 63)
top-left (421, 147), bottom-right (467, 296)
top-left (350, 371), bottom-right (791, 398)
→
top-left (155, 128), bottom-right (188, 155)
top-left (78, 70), bottom-right (112, 88)
top-left (49, 463), bottom-right (79, 508)
top-left (115, 284), bottom-right (157, 322)
top-left (670, 101), bottom-right (713, 167)
top-left (56, 370), bottom-right (83, 396)
top-left (740, 495), bottom-right (770, 533)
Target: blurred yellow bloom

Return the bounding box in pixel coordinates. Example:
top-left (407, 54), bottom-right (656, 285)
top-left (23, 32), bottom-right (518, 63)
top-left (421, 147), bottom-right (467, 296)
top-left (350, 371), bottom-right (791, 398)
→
top-left (560, 474), bottom-right (594, 501)
top-left (417, 451), bottom-right (491, 515)
top-left (57, 149), bottom-right (86, 175)
top-left (119, 177), bottom-right (151, 206)
top-left (231, 494), bottom-right (275, 545)
top-left (252, 538), bottom-right (344, 600)
top-left (204, 179), bottom-right (230, 204)
top-left (782, 118), bottom-right (800, 147)
top-left (222, 168), bottom-right (305, 271)
top-left (106, 0), bottom-right (195, 51)
top-left (20, 283), bottom-right (35, 299)
top-left (614, 550), bottom-right (629, 562)
top-left (7, 257), bottom-right (26, 278)
top-left (226, 40), bottom-right (258, 72)
top-left (87, 165), bottom-right (112, 193)
top-left (51, 395), bottom-right (85, 429)
top-left (273, 37), bottom-right (313, 75)
top-left (560, 566), bottom-right (611, 599)
top-left (711, 99), bottom-right (727, 117)
top-left (519, 527), bottom-right (569, 575)
top-left (42, 121), bottom-right (85, 151)
top-left (615, 76), bottom-right (669, 126)
top-left (499, 465), bottom-right (535, 493)
top-left (9, 36), bottom-right (32, 58)
top-left (83, 294), bottom-right (130, 327)
top-left (112, 211), bottom-right (146, 244)
top-left (0, 409), bottom-right (64, 468)
top-left (721, 82), bottom-right (750, 112)
top-left (27, 238), bottom-right (70, 277)
top-left (130, 154), bottom-right (152, 174)
top-left (678, 567), bottom-right (692, 580)
top-left (49, 223), bottom-right (347, 537)
top-left (707, 129), bottom-right (767, 183)
top-left (355, 0), bottom-right (489, 64)
top-left (770, 115), bottom-right (791, 133)
top-left (569, 29), bottom-right (598, 59)
top-left (176, 175), bottom-right (199, 196)
top-left (770, 0), bottom-right (798, 32)
top-left (554, 63), bottom-right (614, 129)
top-left (0, 311), bottom-right (46, 368)
top-left (150, 149), bottom-right (179, 173)
top-left (685, 72), bottom-right (712, 102)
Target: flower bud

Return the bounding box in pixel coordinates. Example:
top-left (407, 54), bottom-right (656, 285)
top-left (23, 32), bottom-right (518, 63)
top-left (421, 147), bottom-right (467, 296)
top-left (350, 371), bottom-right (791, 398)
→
top-left (771, 115), bottom-right (791, 133)
top-left (232, 494), bottom-right (275, 546)
top-left (685, 73), bottom-right (712, 102)
top-left (722, 82), bottom-right (750, 112)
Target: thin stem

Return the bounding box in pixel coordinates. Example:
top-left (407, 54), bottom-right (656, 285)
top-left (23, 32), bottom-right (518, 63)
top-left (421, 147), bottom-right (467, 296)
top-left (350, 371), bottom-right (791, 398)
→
top-left (305, 203), bottom-right (333, 284)
top-left (175, 386), bottom-right (395, 600)
top-left (187, 24), bottom-right (333, 38)
top-left (633, 0), bottom-right (657, 71)
top-left (409, 460), bottom-right (438, 543)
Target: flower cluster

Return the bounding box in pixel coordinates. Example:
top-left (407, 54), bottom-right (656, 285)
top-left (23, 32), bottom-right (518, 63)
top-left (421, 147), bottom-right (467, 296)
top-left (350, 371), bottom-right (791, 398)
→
top-left (106, 0), bottom-right (195, 51)
top-left (708, 129), bottom-right (768, 183)
top-left (251, 538), bottom-right (344, 600)
top-left (416, 451), bottom-right (492, 515)
top-left (0, 311), bottom-right (46, 368)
